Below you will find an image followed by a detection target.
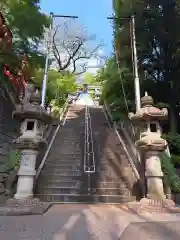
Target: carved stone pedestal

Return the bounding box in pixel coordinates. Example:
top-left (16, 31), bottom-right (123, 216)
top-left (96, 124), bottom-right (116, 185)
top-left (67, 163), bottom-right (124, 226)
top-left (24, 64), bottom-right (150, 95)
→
top-left (0, 198), bottom-right (51, 216)
top-left (126, 198), bottom-right (180, 214)
top-left (14, 149), bottom-right (38, 200)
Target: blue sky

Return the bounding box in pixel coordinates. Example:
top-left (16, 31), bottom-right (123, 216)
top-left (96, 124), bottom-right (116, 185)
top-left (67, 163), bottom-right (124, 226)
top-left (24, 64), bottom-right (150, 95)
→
top-left (40, 0), bottom-right (114, 56)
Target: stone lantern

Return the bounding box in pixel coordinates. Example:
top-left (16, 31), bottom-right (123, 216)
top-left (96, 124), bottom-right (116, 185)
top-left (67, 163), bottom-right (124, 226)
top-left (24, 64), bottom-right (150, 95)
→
top-left (12, 84), bottom-right (52, 200)
top-left (128, 92), bottom-right (175, 211)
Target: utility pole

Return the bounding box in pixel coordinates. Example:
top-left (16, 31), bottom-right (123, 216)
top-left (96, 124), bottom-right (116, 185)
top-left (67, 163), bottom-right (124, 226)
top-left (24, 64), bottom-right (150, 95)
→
top-left (41, 13), bottom-right (78, 107)
top-left (41, 12), bottom-right (53, 107)
top-left (107, 16), bottom-right (141, 111)
top-left (131, 15), bottom-right (141, 111)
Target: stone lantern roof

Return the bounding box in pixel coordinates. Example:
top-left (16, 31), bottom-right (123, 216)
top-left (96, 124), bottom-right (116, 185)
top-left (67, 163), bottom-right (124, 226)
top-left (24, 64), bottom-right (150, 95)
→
top-left (13, 87), bottom-right (52, 124)
top-left (129, 92), bottom-right (168, 122)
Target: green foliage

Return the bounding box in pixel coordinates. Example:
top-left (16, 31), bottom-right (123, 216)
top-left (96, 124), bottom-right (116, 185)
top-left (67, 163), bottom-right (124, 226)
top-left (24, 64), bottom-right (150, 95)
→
top-left (162, 133), bottom-right (180, 155)
top-left (161, 152), bottom-right (180, 193)
top-left (162, 133), bottom-right (180, 165)
top-left (32, 69), bottom-right (77, 106)
top-left (98, 0), bottom-right (180, 133)
top-left (97, 0), bottom-right (180, 193)
top-left (5, 150), bottom-right (20, 172)
top-left (50, 100), bottom-right (68, 119)
top-left (96, 56), bottom-right (135, 117)
top-left (82, 72), bottom-right (101, 86)
top-left (0, 0), bottom-right (49, 69)
top-left (82, 72), bottom-right (95, 85)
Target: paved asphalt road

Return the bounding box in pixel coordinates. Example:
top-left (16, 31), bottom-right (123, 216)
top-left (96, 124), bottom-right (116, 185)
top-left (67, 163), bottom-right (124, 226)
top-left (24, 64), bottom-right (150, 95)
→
top-left (0, 204), bottom-right (180, 240)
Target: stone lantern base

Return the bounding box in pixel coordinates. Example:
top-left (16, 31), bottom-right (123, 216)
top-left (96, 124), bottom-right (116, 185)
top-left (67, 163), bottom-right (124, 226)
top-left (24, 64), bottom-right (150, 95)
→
top-left (0, 198), bottom-right (51, 216)
top-left (125, 198), bottom-right (180, 214)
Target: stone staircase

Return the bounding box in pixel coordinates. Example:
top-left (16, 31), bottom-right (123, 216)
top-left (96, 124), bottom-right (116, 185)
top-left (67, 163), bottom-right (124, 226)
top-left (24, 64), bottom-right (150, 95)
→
top-left (35, 105), bottom-right (141, 203)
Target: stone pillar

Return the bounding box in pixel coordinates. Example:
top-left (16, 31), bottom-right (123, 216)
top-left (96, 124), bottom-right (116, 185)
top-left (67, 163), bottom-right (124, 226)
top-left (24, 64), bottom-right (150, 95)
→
top-left (12, 85), bottom-right (52, 200)
top-left (15, 149), bottom-right (38, 199)
top-left (145, 150), bottom-right (165, 200)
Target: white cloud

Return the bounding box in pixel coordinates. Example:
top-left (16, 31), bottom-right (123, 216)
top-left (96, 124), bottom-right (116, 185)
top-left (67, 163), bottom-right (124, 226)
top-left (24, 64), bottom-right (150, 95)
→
top-left (75, 55), bottom-right (104, 84)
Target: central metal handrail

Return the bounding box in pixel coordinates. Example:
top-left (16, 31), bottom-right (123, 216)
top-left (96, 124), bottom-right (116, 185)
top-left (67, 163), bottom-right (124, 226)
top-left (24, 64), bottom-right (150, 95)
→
top-left (84, 105), bottom-right (95, 173)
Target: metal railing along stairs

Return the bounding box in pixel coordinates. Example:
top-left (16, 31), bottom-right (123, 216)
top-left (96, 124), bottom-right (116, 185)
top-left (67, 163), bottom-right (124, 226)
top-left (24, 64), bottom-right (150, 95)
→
top-left (83, 105), bottom-right (95, 195)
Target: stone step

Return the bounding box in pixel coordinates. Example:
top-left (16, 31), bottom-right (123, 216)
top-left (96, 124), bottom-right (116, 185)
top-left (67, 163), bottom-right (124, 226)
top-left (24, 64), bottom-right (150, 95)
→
top-left (63, 121), bottom-right (84, 125)
top-left (38, 173), bottom-right (82, 181)
top-left (96, 181), bottom-right (129, 189)
top-left (43, 166), bottom-right (81, 172)
top-left (44, 162), bottom-right (81, 167)
top-left (40, 171), bottom-right (81, 177)
top-left (54, 132), bottom-right (82, 136)
top-left (53, 144), bottom-right (82, 148)
top-left (38, 176), bottom-right (82, 183)
top-left (94, 188), bottom-right (130, 195)
top-left (53, 141), bottom-right (82, 145)
top-left (35, 193), bottom-right (136, 203)
top-left (52, 142), bottom-right (81, 146)
top-left (49, 150), bottom-right (81, 155)
top-left (36, 186), bottom-right (81, 194)
top-left (41, 166), bottom-right (81, 173)
top-left (36, 185), bottom-right (130, 195)
top-left (45, 156), bottom-right (81, 162)
top-left (47, 154), bottom-right (81, 161)
top-left (54, 139), bottom-right (82, 142)
top-left (37, 180), bottom-right (78, 188)
top-left (65, 122), bottom-right (84, 126)
top-left (54, 135), bottom-right (82, 140)
top-left (37, 181), bottom-right (130, 196)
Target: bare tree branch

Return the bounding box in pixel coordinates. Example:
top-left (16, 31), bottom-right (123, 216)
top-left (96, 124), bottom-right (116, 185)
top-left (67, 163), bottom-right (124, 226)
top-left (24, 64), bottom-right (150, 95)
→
top-left (52, 25), bottom-right (62, 69)
top-left (72, 62), bottom-right (87, 75)
top-left (51, 20), bottom-right (104, 74)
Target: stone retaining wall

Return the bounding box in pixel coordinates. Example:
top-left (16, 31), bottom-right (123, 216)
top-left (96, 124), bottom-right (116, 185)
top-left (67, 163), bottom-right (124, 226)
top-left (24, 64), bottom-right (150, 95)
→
top-left (0, 76), bottom-right (20, 195)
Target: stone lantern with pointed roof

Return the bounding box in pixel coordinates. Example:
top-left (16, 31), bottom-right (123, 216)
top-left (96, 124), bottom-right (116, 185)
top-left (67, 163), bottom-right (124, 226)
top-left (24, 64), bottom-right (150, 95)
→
top-left (129, 92), bottom-right (171, 203)
top-left (12, 84), bottom-right (52, 200)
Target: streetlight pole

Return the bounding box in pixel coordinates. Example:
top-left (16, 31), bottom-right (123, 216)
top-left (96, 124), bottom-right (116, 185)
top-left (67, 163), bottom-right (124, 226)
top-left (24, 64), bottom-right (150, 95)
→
top-left (41, 13), bottom-right (78, 107)
top-left (41, 12), bottom-right (53, 107)
top-left (107, 15), bottom-right (141, 111)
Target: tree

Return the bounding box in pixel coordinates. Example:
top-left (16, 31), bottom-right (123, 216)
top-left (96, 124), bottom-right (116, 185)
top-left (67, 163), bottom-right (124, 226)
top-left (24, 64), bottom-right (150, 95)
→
top-left (96, 56), bottom-right (134, 119)
top-left (0, 0), bottom-right (49, 70)
top-left (51, 19), bottom-right (103, 75)
top-left (32, 68), bottom-right (77, 105)
top-left (81, 72), bottom-right (97, 85)
top-left (111, 0), bottom-right (180, 133)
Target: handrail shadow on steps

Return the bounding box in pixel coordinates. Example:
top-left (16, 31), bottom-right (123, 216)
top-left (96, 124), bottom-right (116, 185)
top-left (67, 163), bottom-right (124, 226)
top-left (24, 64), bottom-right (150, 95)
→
top-left (103, 103), bottom-right (144, 199)
top-left (103, 103), bottom-right (140, 179)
